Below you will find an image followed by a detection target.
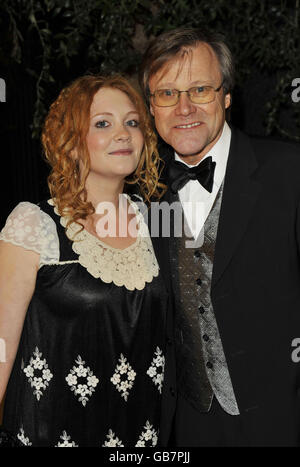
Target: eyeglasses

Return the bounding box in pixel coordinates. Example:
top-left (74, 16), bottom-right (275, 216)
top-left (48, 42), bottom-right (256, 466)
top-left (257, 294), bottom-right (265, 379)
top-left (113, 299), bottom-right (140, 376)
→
top-left (150, 81), bottom-right (224, 107)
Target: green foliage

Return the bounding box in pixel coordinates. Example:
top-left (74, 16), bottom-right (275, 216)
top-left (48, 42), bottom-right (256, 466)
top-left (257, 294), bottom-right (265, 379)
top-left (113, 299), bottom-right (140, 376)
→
top-left (1, 0), bottom-right (299, 140)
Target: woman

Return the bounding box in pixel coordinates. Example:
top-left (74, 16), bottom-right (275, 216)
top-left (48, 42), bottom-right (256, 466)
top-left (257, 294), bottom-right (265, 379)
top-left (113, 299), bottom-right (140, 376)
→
top-left (0, 74), bottom-right (168, 447)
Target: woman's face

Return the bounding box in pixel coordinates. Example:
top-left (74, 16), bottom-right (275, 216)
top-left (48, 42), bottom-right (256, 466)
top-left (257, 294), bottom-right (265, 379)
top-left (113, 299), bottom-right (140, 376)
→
top-left (85, 87), bottom-right (144, 180)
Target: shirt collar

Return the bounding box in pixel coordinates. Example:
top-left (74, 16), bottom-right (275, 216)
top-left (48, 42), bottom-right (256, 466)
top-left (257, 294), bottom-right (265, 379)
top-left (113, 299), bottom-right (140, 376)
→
top-left (174, 121), bottom-right (231, 188)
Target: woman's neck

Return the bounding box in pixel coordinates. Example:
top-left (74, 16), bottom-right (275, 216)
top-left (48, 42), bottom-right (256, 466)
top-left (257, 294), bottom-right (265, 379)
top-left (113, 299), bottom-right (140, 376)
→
top-left (84, 172), bottom-right (125, 212)
top-left (79, 172), bottom-right (137, 242)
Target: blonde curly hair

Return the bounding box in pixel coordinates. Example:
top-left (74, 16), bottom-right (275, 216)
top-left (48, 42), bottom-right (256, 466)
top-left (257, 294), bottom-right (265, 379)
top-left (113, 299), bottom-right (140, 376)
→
top-left (42, 74), bottom-right (166, 226)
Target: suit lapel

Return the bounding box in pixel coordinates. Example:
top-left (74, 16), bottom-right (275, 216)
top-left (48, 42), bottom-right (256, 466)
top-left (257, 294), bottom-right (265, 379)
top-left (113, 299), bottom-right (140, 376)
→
top-left (150, 142), bottom-right (178, 295)
top-left (149, 191), bottom-right (174, 297)
top-left (212, 128), bottom-right (262, 289)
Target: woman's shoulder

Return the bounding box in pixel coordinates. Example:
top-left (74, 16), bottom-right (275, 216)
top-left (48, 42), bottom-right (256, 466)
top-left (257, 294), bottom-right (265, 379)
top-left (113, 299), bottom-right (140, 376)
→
top-left (0, 200), bottom-right (59, 262)
top-left (8, 200), bottom-right (42, 215)
top-left (1, 200), bottom-right (57, 230)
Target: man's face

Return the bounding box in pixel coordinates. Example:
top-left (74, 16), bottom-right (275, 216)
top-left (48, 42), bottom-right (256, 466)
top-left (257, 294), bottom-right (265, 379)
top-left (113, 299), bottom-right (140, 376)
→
top-left (149, 43), bottom-right (231, 164)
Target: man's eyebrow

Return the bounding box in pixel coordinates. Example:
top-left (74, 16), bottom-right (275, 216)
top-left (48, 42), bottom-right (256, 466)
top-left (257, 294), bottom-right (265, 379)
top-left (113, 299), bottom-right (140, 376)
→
top-left (189, 80), bottom-right (212, 86)
top-left (154, 80), bottom-right (213, 89)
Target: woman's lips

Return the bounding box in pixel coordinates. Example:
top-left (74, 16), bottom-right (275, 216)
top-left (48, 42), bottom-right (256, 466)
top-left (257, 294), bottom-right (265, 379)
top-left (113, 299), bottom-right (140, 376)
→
top-left (108, 149), bottom-right (133, 155)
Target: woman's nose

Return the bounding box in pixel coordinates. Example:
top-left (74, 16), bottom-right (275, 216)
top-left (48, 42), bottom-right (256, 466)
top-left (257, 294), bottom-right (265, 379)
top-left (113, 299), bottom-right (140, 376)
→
top-left (114, 126), bottom-right (131, 142)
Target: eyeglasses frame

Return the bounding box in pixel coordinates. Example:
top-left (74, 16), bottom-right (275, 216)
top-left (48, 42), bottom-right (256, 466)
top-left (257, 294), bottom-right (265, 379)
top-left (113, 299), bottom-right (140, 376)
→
top-left (149, 80), bottom-right (225, 107)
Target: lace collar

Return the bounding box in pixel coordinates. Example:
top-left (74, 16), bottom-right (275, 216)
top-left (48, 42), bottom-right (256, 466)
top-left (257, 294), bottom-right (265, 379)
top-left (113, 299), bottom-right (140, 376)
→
top-left (48, 196), bottom-right (159, 291)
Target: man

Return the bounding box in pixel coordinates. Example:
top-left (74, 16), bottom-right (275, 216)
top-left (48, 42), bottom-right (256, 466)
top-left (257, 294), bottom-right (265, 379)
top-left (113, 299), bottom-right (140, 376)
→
top-left (140, 28), bottom-right (300, 446)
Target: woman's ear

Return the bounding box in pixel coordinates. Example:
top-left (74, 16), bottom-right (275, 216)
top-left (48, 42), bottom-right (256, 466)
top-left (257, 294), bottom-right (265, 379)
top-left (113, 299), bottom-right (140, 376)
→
top-left (71, 148), bottom-right (78, 160)
top-left (70, 149), bottom-right (81, 181)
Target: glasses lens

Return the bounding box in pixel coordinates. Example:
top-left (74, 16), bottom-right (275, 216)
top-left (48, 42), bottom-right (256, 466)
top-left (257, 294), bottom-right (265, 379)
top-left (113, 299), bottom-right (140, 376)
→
top-left (189, 86), bottom-right (214, 104)
top-left (154, 89), bottom-right (178, 106)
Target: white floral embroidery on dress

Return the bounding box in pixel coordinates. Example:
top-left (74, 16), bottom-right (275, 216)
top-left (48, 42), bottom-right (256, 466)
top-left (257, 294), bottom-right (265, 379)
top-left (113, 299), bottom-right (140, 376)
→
top-left (23, 347), bottom-right (53, 400)
top-left (102, 429), bottom-right (124, 447)
top-left (55, 431), bottom-right (78, 447)
top-left (146, 347), bottom-right (165, 394)
top-left (110, 354), bottom-right (136, 401)
top-left (135, 421), bottom-right (158, 447)
top-left (66, 356), bottom-right (99, 406)
top-left (17, 427), bottom-right (32, 446)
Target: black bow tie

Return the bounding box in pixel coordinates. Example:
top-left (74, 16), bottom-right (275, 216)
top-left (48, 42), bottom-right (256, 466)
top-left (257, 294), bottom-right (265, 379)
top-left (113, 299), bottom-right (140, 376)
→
top-left (168, 156), bottom-right (216, 193)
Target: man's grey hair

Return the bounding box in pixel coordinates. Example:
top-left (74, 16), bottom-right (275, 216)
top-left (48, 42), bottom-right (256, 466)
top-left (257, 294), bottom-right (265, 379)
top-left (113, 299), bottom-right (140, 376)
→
top-left (139, 27), bottom-right (234, 98)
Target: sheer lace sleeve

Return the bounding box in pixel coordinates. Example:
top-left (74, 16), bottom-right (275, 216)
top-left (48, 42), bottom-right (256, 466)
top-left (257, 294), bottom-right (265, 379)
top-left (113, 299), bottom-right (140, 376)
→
top-left (0, 202), bottom-right (59, 267)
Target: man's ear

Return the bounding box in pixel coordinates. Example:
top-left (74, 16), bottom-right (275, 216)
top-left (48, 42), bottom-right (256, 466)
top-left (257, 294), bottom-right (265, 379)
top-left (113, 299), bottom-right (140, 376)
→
top-left (225, 93), bottom-right (231, 109)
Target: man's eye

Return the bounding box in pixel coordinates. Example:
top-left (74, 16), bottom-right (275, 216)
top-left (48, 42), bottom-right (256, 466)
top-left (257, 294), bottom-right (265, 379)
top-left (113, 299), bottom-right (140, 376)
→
top-left (163, 89), bottom-right (175, 97)
top-left (126, 119), bottom-right (140, 127)
top-left (193, 86), bottom-right (205, 94)
top-left (95, 120), bottom-right (109, 128)
top-left (157, 89), bottom-right (175, 97)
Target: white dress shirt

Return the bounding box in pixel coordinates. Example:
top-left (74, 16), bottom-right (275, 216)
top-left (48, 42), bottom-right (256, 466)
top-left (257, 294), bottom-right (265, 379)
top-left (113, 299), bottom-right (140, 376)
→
top-left (175, 121), bottom-right (231, 240)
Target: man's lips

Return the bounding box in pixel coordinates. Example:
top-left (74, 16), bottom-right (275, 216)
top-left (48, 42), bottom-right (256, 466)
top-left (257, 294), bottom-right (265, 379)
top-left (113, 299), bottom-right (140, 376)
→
top-left (174, 122), bottom-right (203, 129)
top-left (108, 149), bottom-right (133, 155)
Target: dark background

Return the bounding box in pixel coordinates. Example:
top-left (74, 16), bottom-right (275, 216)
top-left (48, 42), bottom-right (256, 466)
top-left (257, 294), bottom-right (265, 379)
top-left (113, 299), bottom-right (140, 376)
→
top-left (0, 0), bottom-right (299, 227)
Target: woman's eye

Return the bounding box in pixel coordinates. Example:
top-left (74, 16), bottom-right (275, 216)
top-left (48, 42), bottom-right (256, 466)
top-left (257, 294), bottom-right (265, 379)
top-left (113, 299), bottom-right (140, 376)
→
top-left (95, 120), bottom-right (109, 128)
top-left (126, 119), bottom-right (140, 127)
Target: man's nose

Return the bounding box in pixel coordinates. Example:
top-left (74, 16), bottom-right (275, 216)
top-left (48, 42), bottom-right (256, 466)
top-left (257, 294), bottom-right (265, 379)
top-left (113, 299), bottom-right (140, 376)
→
top-left (174, 92), bottom-right (196, 116)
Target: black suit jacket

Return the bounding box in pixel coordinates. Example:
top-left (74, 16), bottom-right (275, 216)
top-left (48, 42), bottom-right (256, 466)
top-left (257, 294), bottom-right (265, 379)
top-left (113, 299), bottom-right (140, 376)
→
top-left (152, 127), bottom-right (300, 446)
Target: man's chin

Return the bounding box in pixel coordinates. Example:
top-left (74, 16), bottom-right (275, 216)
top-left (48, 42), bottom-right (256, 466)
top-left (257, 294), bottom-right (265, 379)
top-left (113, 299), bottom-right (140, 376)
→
top-left (171, 138), bottom-right (207, 158)
top-left (176, 148), bottom-right (205, 157)
top-left (174, 145), bottom-right (207, 158)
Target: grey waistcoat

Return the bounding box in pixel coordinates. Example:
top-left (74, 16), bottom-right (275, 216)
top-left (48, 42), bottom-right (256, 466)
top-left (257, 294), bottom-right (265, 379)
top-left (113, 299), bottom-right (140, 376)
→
top-left (169, 184), bottom-right (239, 415)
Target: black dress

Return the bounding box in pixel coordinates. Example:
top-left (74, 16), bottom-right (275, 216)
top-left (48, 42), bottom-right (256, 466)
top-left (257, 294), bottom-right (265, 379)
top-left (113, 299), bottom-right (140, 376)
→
top-left (1, 198), bottom-right (168, 447)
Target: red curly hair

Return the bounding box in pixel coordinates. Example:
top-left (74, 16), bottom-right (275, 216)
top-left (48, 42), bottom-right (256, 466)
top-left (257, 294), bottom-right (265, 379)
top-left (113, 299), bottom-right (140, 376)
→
top-left (42, 74), bottom-right (166, 227)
